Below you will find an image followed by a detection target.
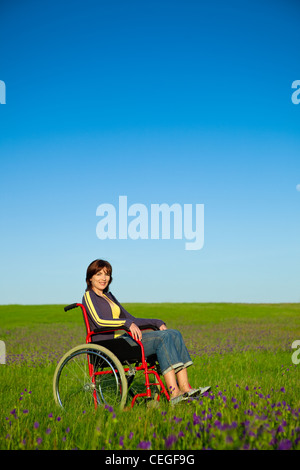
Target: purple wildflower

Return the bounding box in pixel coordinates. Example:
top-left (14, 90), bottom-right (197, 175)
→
top-left (105, 405), bottom-right (114, 413)
top-left (278, 439), bottom-right (292, 450)
top-left (173, 416), bottom-right (182, 423)
top-left (165, 434), bottom-right (177, 449)
top-left (138, 441), bottom-right (151, 450)
top-left (193, 413), bottom-right (201, 425)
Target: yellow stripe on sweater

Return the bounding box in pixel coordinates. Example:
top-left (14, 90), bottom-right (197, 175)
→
top-left (84, 291), bottom-right (126, 329)
top-left (103, 294), bottom-right (123, 337)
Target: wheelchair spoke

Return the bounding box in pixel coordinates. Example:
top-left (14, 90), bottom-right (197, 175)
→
top-left (53, 345), bottom-right (127, 411)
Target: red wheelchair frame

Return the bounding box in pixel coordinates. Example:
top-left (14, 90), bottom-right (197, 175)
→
top-left (70, 303), bottom-right (171, 408)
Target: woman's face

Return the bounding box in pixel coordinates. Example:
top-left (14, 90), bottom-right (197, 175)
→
top-left (90, 268), bottom-right (110, 295)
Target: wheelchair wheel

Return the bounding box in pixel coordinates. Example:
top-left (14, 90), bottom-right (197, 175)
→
top-left (53, 344), bottom-right (128, 411)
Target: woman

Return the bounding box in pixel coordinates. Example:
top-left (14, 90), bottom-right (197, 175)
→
top-left (82, 259), bottom-right (210, 405)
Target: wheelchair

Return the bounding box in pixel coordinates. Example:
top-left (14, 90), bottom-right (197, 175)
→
top-left (53, 303), bottom-right (171, 411)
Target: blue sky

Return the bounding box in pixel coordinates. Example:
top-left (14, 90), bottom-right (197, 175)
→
top-left (0, 0), bottom-right (299, 304)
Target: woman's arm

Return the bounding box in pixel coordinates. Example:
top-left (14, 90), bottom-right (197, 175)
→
top-left (109, 292), bottom-right (166, 330)
top-left (82, 291), bottom-right (134, 330)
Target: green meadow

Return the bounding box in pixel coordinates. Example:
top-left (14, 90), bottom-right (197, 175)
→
top-left (0, 303), bottom-right (299, 450)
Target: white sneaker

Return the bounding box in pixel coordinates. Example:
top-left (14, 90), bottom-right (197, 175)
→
top-left (200, 386), bottom-right (211, 395)
top-left (187, 386), bottom-right (211, 397)
top-left (170, 393), bottom-right (189, 405)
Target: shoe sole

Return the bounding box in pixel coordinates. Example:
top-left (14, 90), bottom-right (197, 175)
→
top-left (187, 386), bottom-right (211, 398)
top-left (170, 394), bottom-right (189, 405)
top-left (200, 386), bottom-right (211, 395)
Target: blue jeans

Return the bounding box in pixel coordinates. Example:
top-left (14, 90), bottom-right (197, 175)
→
top-left (119, 329), bottom-right (193, 375)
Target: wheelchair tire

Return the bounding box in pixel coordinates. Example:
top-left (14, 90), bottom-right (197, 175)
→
top-left (53, 344), bottom-right (128, 411)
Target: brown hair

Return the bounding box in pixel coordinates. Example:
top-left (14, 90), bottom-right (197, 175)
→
top-left (85, 259), bottom-right (113, 292)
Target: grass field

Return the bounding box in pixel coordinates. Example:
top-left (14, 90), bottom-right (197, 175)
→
top-left (0, 302), bottom-right (299, 450)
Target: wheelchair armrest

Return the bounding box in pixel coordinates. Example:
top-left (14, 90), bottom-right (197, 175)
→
top-left (90, 324), bottom-right (159, 338)
top-left (92, 326), bottom-right (129, 334)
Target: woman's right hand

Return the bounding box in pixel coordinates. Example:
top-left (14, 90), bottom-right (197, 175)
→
top-left (129, 322), bottom-right (142, 341)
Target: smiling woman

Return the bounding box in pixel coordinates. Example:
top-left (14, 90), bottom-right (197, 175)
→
top-left (81, 259), bottom-right (211, 404)
top-left (86, 259), bottom-right (113, 294)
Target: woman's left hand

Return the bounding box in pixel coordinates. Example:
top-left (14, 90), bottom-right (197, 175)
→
top-left (159, 324), bottom-right (167, 331)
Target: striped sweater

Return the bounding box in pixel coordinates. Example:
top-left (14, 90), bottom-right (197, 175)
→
top-left (82, 289), bottom-right (165, 341)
